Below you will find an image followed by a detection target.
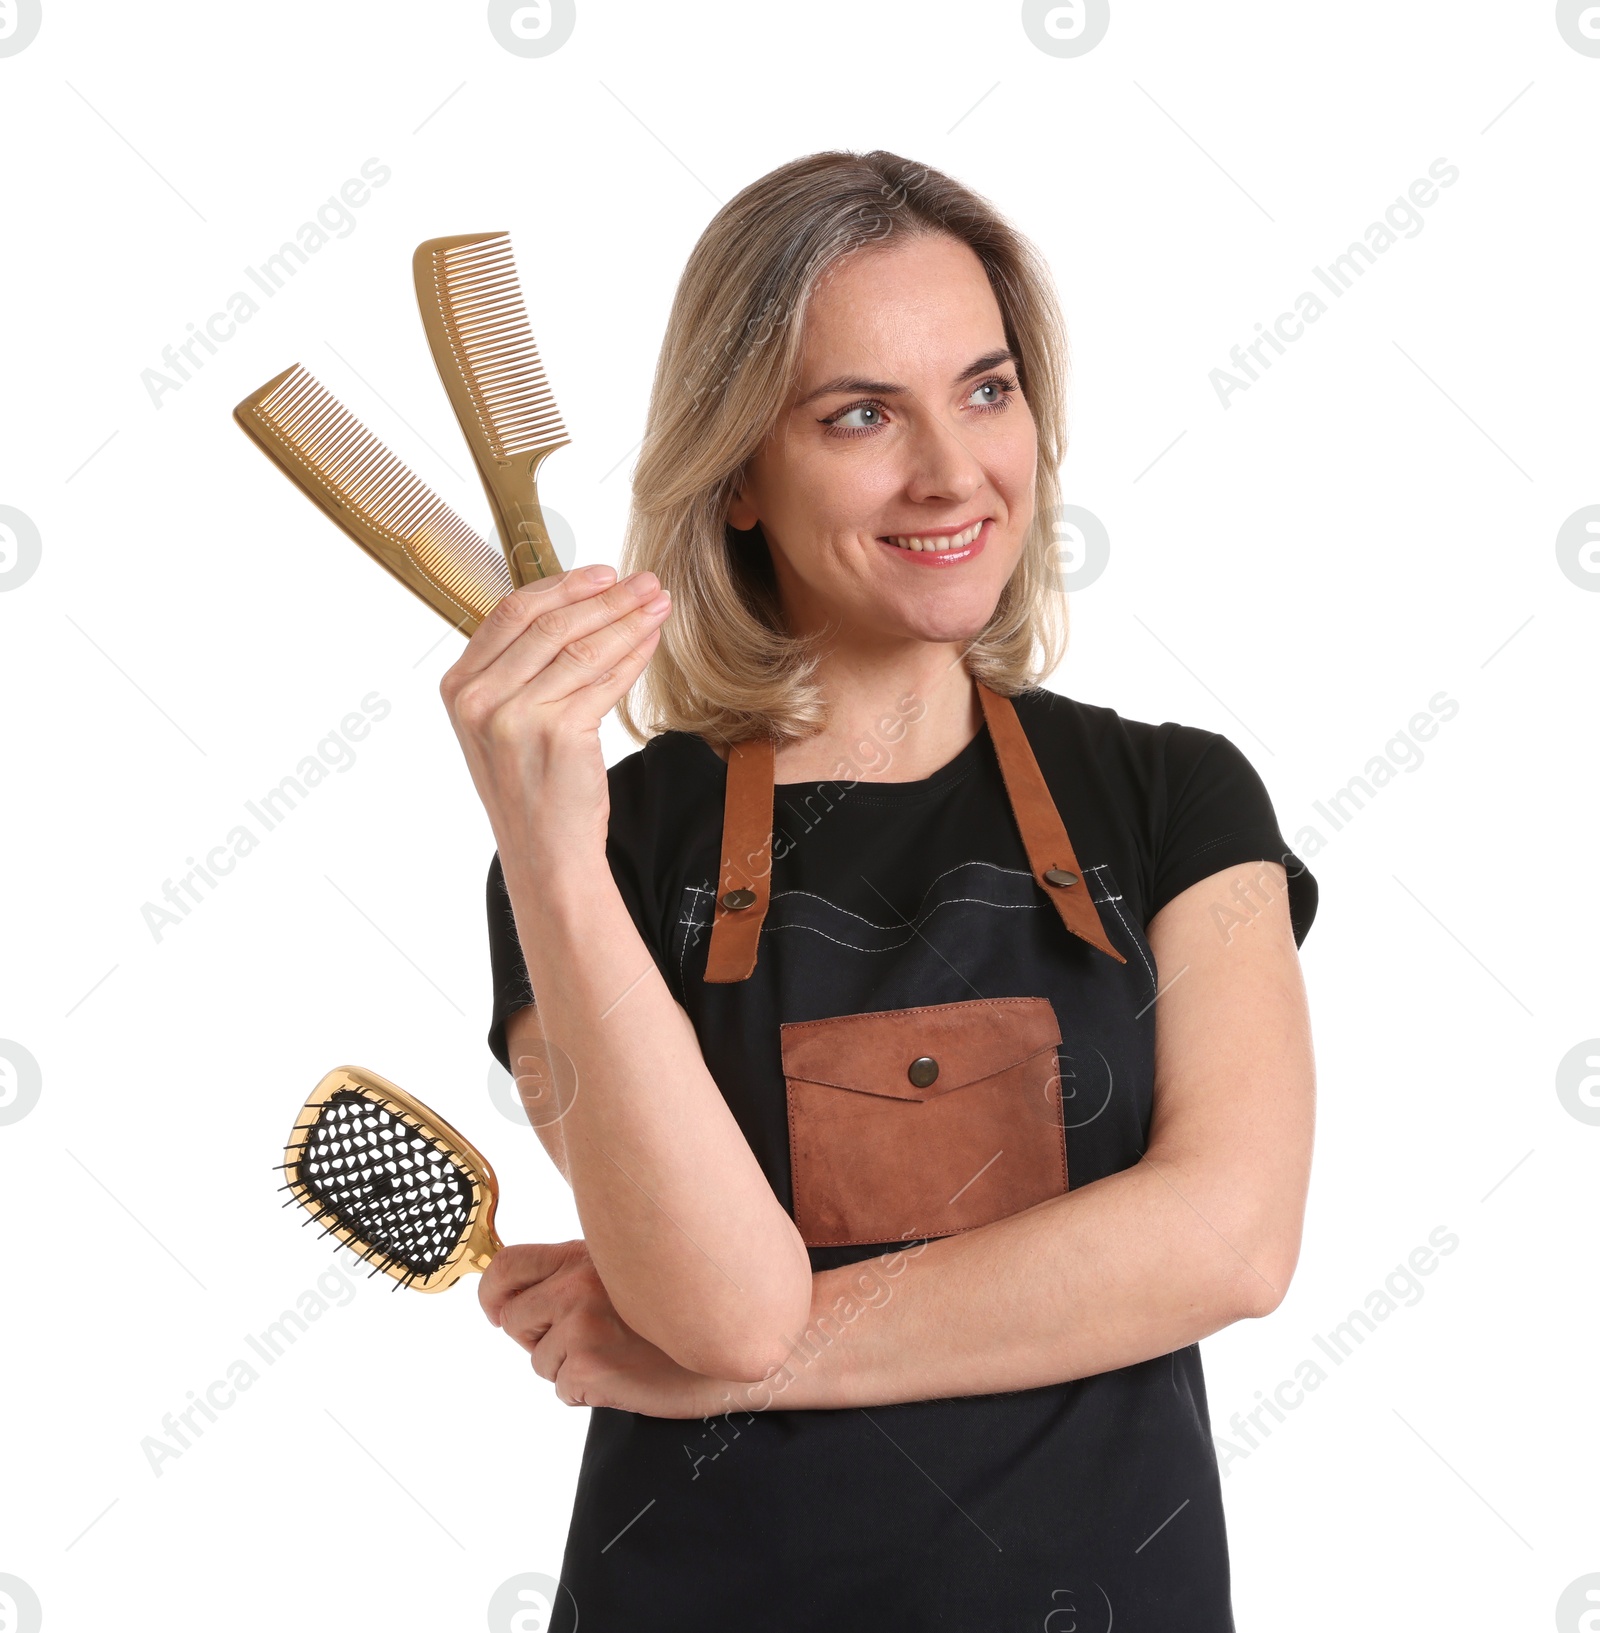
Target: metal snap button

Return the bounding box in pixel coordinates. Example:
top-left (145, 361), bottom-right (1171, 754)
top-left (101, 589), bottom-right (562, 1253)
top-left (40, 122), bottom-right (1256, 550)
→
top-left (1043, 867), bottom-right (1080, 888)
top-left (720, 887), bottom-right (757, 910)
top-left (908, 1056), bottom-right (939, 1089)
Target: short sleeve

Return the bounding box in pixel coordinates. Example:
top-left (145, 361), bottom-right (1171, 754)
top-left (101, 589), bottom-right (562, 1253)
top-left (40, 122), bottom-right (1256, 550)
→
top-left (1150, 729), bottom-right (1318, 948)
top-left (484, 852), bottom-right (536, 1075)
top-left (483, 754), bottom-right (674, 1073)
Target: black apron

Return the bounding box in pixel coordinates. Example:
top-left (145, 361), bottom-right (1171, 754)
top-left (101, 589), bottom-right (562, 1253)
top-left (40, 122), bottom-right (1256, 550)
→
top-left (548, 680), bottom-right (1236, 1631)
top-left (702, 680), bottom-right (1126, 1250)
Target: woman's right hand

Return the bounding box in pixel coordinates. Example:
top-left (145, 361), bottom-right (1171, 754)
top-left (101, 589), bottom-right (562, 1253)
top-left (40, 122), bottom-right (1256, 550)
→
top-left (439, 564), bottom-right (672, 867)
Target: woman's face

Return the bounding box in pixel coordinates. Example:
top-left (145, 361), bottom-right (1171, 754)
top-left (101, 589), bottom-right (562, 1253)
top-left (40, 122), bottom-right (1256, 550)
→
top-left (727, 231), bottom-right (1039, 654)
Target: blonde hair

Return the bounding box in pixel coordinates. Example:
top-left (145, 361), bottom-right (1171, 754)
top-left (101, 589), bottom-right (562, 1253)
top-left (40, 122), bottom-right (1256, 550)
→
top-left (614, 148), bottom-right (1071, 749)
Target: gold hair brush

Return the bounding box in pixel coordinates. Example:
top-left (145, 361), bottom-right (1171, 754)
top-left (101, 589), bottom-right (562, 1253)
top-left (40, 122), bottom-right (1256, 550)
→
top-left (233, 365), bottom-right (515, 634)
top-left (279, 1065), bottom-right (503, 1293)
top-left (414, 232), bottom-right (571, 587)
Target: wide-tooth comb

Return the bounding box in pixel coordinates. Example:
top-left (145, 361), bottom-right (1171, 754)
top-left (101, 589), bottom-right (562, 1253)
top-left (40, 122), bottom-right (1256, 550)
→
top-left (414, 232), bottom-right (571, 587)
top-left (277, 1065), bottom-right (504, 1294)
top-left (234, 364), bottom-right (514, 633)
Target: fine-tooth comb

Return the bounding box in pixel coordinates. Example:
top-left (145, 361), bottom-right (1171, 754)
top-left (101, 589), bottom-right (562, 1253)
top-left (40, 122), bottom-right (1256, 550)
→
top-left (234, 364), bottom-right (515, 633)
top-left (278, 1065), bottom-right (503, 1293)
top-left (414, 232), bottom-right (571, 587)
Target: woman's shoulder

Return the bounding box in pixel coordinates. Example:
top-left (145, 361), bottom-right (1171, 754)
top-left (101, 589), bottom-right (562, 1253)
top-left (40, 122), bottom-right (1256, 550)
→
top-left (1011, 683), bottom-right (1234, 787)
top-left (607, 728), bottom-right (722, 790)
top-left (1015, 684), bottom-right (1316, 945)
top-left (604, 728), bottom-right (723, 847)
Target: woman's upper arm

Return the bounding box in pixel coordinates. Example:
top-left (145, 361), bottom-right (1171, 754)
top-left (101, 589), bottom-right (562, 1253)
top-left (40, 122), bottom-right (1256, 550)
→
top-left (1145, 858), bottom-right (1316, 1317)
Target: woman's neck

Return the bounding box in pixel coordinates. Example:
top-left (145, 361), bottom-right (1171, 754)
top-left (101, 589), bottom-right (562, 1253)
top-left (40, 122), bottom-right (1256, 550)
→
top-left (768, 657), bottom-right (983, 784)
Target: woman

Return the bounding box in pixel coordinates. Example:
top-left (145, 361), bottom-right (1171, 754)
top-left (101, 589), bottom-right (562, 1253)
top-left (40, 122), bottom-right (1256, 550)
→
top-left (443, 150), bottom-right (1317, 1630)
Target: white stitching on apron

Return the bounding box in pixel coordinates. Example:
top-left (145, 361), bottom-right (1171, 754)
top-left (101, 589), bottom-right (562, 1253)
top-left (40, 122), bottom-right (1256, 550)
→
top-left (1083, 861), bottom-right (1157, 997)
top-left (766, 858), bottom-right (1035, 924)
top-left (678, 879), bottom-right (718, 991)
top-left (758, 898), bottom-right (1045, 955)
top-left (676, 859), bottom-right (1156, 982)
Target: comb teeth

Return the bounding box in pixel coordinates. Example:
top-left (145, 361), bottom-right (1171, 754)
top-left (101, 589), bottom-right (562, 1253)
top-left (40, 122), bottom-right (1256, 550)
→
top-left (248, 365), bottom-right (513, 617)
top-left (429, 234), bottom-right (570, 461)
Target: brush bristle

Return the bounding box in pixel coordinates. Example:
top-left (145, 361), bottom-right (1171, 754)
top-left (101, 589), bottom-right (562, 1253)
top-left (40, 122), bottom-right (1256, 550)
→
top-left (429, 234), bottom-right (570, 461)
top-left (284, 1087), bottom-right (483, 1286)
top-left (249, 366), bottom-right (513, 618)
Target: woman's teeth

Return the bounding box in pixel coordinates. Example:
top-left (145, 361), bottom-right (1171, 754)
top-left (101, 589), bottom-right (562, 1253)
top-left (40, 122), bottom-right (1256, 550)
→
top-left (884, 521), bottom-right (984, 553)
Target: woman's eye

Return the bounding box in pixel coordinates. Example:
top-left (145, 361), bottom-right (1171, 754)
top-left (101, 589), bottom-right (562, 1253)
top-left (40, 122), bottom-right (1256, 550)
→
top-left (968, 377), bottom-right (1015, 408)
top-left (833, 403), bottom-right (884, 430)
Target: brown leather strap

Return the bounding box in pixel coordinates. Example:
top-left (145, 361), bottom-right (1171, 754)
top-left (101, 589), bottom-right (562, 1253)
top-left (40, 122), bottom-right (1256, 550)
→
top-left (702, 681), bottom-right (1125, 983)
top-left (976, 683), bottom-right (1126, 966)
top-left (701, 734), bottom-right (776, 982)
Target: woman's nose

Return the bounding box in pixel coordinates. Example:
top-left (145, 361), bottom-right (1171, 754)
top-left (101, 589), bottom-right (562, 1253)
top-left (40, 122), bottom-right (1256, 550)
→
top-left (900, 416), bottom-right (986, 505)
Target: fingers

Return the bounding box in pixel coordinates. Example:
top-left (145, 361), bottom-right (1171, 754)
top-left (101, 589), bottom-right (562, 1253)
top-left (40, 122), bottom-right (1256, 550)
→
top-left (475, 571), bottom-right (671, 712)
top-left (528, 575), bottom-right (672, 705)
top-left (477, 1241), bottom-right (573, 1328)
top-left (549, 1354), bottom-right (588, 1408)
top-left (568, 611), bottom-right (667, 720)
top-left (449, 566), bottom-right (667, 693)
top-left (459, 565), bottom-right (615, 676)
top-left (529, 1315), bottom-right (567, 1380)
top-left (440, 565), bottom-right (672, 731)
top-left (501, 1283), bottom-right (560, 1355)
top-left (532, 1313), bottom-right (605, 1405)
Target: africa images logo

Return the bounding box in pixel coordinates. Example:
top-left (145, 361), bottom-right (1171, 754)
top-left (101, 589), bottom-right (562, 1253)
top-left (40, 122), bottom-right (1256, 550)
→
top-left (0, 506), bottom-right (42, 592)
top-left (0, 0), bottom-right (42, 56)
top-left (0, 1575), bottom-right (43, 1633)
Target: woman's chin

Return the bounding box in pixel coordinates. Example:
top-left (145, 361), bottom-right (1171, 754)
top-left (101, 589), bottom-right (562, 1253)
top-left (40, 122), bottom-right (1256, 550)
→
top-left (899, 608), bottom-right (1000, 647)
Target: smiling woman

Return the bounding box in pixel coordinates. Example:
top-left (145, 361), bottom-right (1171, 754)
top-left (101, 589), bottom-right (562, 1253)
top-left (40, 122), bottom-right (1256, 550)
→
top-left (613, 150), bottom-right (1072, 752)
top-left (450, 148), bottom-right (1319, 1633)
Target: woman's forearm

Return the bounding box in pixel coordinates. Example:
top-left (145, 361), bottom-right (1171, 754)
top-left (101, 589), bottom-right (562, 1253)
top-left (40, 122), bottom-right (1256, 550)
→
top-left (695, 1153), bottom-right (1284, 1413)
top-left (698, 860), bottom-right (1314, 1415)
top-left (500, 854), bottom-right (812, 1381)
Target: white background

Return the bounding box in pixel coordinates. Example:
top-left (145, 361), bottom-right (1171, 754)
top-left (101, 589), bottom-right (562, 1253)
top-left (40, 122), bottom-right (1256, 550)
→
top-left (2, 2), bottom-right (1597, 1628)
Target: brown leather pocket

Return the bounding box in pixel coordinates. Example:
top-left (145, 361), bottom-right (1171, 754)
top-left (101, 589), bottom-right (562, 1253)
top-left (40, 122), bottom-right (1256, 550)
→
top-left (780, 997), bottom-right (1067, 1248)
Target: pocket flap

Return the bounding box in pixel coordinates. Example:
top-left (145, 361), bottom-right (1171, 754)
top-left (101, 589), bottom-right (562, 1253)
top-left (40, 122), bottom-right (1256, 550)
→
top-left (780, 997), bottom-right (1062, 1104)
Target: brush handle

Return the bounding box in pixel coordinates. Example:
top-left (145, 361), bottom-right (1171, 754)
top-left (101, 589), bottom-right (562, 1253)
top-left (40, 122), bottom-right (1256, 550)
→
top-left (450, 1199), bottom-right (506, 1285)
top-left (468, 1220), bottom-right (506, 1274)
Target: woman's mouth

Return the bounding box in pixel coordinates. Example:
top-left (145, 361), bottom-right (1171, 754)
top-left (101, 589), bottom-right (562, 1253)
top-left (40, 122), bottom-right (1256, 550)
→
top-left (877, 518), bottom-right (990, 565)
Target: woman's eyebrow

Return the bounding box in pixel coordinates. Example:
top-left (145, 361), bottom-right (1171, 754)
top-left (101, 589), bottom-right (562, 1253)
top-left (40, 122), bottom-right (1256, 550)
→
top-left (797, 349), bottom-right (1018, 406)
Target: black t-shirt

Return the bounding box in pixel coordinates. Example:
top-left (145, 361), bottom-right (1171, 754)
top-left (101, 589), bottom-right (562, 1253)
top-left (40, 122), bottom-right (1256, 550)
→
top-left (485, 684), bottom-right (1316, 1631)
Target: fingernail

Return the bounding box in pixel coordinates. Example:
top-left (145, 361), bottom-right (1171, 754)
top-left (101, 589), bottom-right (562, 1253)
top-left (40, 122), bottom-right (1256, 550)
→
top-left (583, 564), bottom-right (616, 583)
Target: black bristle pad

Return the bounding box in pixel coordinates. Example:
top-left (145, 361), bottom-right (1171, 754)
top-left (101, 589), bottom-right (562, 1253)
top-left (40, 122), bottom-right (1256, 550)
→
top-left (295, 1088), bottom-right (476, 1277)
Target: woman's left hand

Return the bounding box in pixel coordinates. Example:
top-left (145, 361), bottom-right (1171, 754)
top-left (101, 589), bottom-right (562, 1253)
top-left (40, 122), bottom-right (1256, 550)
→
top-left (479, 1240), bottom-right (731, 1420)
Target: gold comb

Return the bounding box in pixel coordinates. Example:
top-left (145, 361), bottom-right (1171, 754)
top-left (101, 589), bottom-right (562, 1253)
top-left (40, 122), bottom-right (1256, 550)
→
top-left (414, 232), bottom-right (571, 587)
top-left (234, 364), bottom-right (515, 633)
top-left (279, 1065), bottom-right (504, 1294)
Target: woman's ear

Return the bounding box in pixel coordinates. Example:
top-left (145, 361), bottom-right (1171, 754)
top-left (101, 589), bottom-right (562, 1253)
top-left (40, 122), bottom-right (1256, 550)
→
top-left (726, 481), bottom-right (759, 532)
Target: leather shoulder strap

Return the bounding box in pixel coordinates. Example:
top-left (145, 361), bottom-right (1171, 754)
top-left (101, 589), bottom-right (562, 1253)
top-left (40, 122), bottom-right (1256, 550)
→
top-left (976, 683), bottom-right (1126, 966)
top-left (701, 735), bottom-right (776, 983)
top-left (701, 683), bottom-right (1127, 984)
